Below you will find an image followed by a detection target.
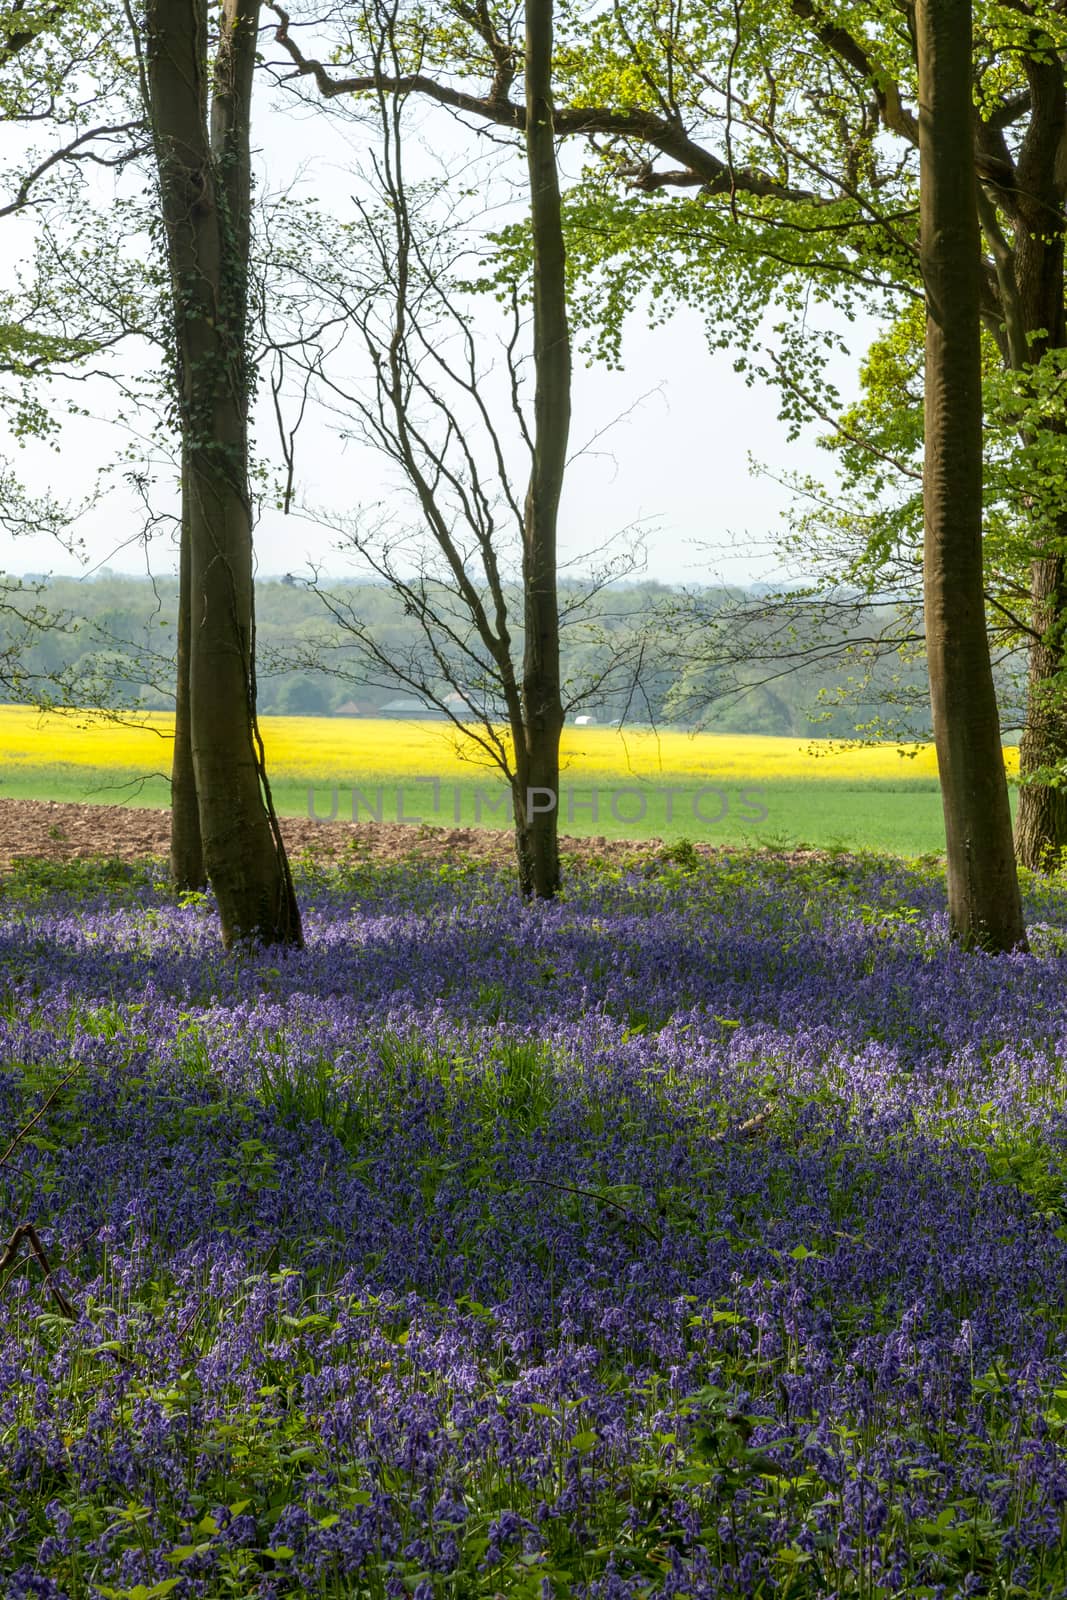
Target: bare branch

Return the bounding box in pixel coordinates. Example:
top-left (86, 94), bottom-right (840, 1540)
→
top-left (0, 120), bottom-right (145, 219)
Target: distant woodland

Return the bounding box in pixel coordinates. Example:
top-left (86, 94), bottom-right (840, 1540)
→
top-left (2, 570), bottom-right (987, 740)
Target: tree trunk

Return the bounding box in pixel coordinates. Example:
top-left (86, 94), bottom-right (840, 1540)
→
top-left (520, 0), bottom-right (568, 900)
top-left (144, 0), bottom-right (302, 947)
top-left (169, 453), bottom-right (205, 891)
top-left (1004, 54), bottom-right (1067, 871)
top-left (917, 0), bottom-right (1026, 951)
top-left (511, 764), bottom-right (559, 899)
top-left (1015, 551), bottom-right (1067, 869)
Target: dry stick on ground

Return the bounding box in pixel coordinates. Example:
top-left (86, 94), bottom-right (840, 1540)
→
top-left (0, 1222), bottom-right (76, 1320)
top-left (0, 1068), bottom-right (79, 1321)
top-left (517, 1177), bottom-right (662, 1241)
top-left (0, 1227), bottom-right (137, 1366)
top-left (0, 1068), bottom-right (81, 1329)
top-left (708, 1105), bottom-right (776, 1144)
top-left (519, 1108), bottom-right (775, 1241)
top-left (0, 1064), bottom-right (79, 1173)
top-left (0, 1225), bottom-right (136, 1367)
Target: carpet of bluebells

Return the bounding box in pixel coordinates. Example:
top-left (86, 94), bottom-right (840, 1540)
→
top-left (3, 846), bottom-right (1067, 1600)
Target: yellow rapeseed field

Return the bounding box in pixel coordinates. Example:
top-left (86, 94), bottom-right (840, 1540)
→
top-left (0, 703), bottom-right (1022, 783)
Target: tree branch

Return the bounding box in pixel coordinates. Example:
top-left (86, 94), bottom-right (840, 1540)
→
top-left (0, 1), bottom-right (67, 64)
top-left (789, 0), bottom-right (920, 146)
top-left (268, 4), bottom-right (823, 206)
top-left (0, 120), bottom-right (144, 219)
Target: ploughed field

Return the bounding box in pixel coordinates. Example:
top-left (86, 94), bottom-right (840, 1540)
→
top-left (2, 849), bottom-right (1067, 1598)
top-left (0, 705), bottom-right (1021, 854)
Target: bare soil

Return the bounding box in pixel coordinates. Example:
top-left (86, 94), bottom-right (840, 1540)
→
top-left (0, 797), bottom-right (685, 876)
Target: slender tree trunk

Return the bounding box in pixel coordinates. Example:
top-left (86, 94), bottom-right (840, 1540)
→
top-left (917, 0), bottom-right (1026, 951)
top-left (1005, 54), bottom-right (1067, 871)
top-left (1016, 551), bottom-right (1067, 870)
top-left (170, 451), bottom-right (205, 891)
top-left (517, 743), bottom-right (561, 898)
top-left (144, 0), bottom-right (301, 947)
top-left (510, 758), bottom-right (559, 900)
top-left (520, 0), bottom-right (568, 900)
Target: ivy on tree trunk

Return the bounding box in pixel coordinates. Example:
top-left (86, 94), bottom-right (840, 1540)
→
top-left (143, 0), bottom-right (301, 947)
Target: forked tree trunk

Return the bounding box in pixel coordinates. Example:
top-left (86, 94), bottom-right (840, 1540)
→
top-left (170, 452), bottom-right (205, 892)
top-left (917, 0), bottom-right (1026, 951)
top-left (520, 0), bottom-right (568, 899)
top-left (144, 0), bottom-right (301, 947)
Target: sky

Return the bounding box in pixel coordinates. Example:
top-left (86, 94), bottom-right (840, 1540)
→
top-left (0, 46), bottom-right (880, 591)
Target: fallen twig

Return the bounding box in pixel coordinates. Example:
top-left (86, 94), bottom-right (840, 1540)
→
top-left (517, 1177), bottom-right (661, 1241)
top-left (0, 1221), bottom-right (136, 1366)
top-left (708, 1105), bottom-right (776, 1145)
top-left (0, 1065), bottom-right (79, 1172)
top-left (0, 1221), bottom-right (76, 1320)
top-left (0, 1070), bottom-right (139, 1363)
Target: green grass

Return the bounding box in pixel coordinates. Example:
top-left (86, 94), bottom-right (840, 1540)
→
top-left (0, 762), bottom-right (984, 855)
top-left (0, 765), bottom-right (175, 807)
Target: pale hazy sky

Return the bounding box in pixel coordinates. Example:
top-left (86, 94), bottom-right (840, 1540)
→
top-left (0, 54), bottom-right (879, 589)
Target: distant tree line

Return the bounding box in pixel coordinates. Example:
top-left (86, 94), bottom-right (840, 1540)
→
top-left (0, 570), bottom-right (979, 740)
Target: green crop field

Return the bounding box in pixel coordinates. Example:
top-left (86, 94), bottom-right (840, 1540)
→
top-left (0, 705), bottom-right (1015, 855)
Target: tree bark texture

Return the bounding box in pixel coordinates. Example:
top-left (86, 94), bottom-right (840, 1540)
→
top-left (169, 449), bottom-right (205, 892)
top-left (917, 0), bottom-right (1026, 950)
top-left (999, 52), bottom-right (1067, 869)
top-left (1016, 553), bottom-right (1067, 870)
top-left (144, 0), bottom-right (301, 946)
top-left (520, 0), bottom-right (569, 899)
